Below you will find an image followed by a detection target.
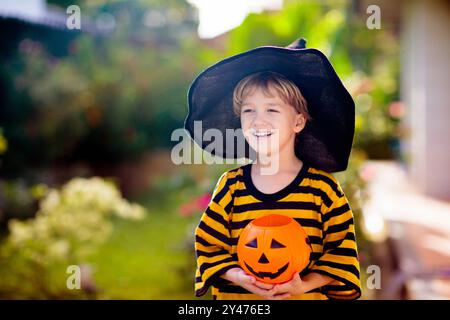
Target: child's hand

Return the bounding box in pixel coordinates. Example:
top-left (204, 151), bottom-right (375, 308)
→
top-left (266, 273), bottom-right (306, 299)
top-left (223, 268), bottom-right (277, 299)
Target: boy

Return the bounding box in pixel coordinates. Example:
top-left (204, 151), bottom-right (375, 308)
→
top-left (185, 38), bottom-right (361, 300)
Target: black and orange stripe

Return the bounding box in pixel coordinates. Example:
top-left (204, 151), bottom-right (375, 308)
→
top-left (194, 163), bottom-right (361, 300)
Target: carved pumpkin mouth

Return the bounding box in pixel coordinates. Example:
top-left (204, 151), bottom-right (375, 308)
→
top-left (244, 261), bottom-right (290, 280)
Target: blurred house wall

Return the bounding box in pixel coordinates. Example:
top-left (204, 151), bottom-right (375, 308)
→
top-left (400, 0), bottom-right (450, 201)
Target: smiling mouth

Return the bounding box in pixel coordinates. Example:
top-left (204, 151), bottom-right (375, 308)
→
top-left (252, 130), bottom-right (274, 137)
top-left (244, 262), bottom-right (289, 279)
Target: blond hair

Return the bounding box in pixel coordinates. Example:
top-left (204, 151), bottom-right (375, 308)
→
top-left (232, 71), bottom-right (312, 125)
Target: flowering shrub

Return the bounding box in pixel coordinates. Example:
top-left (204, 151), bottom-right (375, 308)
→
top-left (179, 193), bottom-right (212, 217)
top-left (0, 177), bottom-right (145, 299)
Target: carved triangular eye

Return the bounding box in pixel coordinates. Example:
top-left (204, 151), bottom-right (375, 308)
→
top-left (270, 239), bottom-right (286, 248)
top-left (246, 238), bottom-right (258, 248)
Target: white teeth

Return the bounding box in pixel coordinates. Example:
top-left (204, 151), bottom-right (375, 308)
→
top-left (252, 130), bottom-right (273, 137)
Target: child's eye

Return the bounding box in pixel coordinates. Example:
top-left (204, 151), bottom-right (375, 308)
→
top-left (267, 109), bottom-right (279, 113)
top-left (242, 109), bottom-right (254, 113)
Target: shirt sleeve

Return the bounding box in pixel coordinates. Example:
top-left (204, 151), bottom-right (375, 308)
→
top-left (194, 171), bottom-right (240, 297)
top-left (309, 175), bottom-right (362, 300)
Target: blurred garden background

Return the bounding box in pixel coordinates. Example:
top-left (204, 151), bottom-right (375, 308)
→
top-left (0, 0), bottom-right (449, 300)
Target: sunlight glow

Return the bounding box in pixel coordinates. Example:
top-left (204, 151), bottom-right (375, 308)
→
top-left (187, 0), bottom-right (283, 39)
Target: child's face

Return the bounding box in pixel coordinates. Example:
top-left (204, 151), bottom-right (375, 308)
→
top-left (240, 86), bottom-right (305, 157)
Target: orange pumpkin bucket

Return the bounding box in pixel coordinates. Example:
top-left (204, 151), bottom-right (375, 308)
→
top-left (237, 214), bottom-right (311, 284)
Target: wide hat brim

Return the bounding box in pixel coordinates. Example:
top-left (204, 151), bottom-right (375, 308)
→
top-left (184, 39), bottom-right (355, 172)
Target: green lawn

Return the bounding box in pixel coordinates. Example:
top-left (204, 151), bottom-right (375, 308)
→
top-left (89, 195), bottom-right (199, 299)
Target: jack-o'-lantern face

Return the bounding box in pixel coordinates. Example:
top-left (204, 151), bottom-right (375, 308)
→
top-left (237, 214), bottom-right (311, 284)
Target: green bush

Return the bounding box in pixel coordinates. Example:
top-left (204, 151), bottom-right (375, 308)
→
top-left (0, 177), bottom-right (145, 299)
top-left (0, 0), bottom-right (201, 176)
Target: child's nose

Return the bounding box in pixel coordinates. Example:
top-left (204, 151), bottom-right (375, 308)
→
top-left (252, 110), bottom-right (268, 126)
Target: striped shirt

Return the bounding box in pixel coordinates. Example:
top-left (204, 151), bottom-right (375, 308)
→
top-left (195, 163), bottom-right (361, 300)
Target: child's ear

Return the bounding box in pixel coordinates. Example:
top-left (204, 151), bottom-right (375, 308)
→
top-left (294, 114), bottom-right (306, 133)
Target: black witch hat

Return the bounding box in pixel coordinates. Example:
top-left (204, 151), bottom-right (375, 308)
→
top-left (184, 38), bottom-right (355, 173)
